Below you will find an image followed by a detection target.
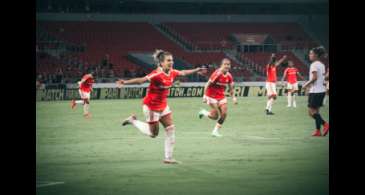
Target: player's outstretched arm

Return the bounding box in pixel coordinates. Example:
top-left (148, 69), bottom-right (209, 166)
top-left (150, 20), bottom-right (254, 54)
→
top-left (275, 55), bottom-right (287, 67)
top-left (116, 77), bottom-right (149, 88)
top-left (281, 69), bottom-right (288, 82)
top-left (180, 67), bottom-right (207, 76)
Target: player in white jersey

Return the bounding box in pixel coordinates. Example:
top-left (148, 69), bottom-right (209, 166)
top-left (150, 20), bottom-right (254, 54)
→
top-left (302, 46), bottom-right (329, 136)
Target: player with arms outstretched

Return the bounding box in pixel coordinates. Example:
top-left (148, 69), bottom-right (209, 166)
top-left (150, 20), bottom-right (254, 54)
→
top-left (198, 58), bottom-right (237, 137)
top-left (281, 60), bottom-right (304, 108)
top-left (71, 73), bottom-right (94, 118)
top-left (265, 54), bottom-right (287, 115)
top-left (116, 49), bottom-right (206, 164)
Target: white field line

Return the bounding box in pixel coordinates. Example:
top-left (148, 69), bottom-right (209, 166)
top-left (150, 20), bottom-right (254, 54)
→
top-left (36, 181), bottom-right (65, 188)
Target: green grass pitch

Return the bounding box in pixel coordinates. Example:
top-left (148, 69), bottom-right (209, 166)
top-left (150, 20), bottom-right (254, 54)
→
top-left (36, 96), bottom-right (329, 195)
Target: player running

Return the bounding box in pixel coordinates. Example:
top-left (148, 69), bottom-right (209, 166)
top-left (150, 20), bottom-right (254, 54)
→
top-left (280, 60), bottom-right (304, 108)
top-left (302, 46), bottom-right (329, 136)
top-left (198, 58), bottom-right (237, 137)
top-left (265, 53), bottom-right (287, 115)
top-left (116, 49), bottom-right (206, 164)
top-left (71, 73), bottom-right (94, 118)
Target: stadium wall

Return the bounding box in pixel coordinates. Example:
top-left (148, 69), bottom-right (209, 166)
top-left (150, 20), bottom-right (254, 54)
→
top-left (36, 82), bottom-right (306, 101)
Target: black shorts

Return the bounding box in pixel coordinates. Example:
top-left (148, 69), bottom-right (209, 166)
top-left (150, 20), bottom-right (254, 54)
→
top-left (308, 92), bottom-right (326, 109)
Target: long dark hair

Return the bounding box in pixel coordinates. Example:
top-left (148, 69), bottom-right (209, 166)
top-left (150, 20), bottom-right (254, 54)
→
top-left (311, 46), bottom-right (326, 58)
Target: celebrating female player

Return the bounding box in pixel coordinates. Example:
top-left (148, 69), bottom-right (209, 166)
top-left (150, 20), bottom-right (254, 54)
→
top-left (116, 49), bottom-right (206, 164)
top-left (71, 73), bottom-right (94, 118)
top-left (265, 54), bottom-right (287, 115)
top-left (198, 58), bottom-right (237, 137)
top-left (281, 60), bottom-right (304, 108)
top-left (302, 46), bottom-right (329, 136)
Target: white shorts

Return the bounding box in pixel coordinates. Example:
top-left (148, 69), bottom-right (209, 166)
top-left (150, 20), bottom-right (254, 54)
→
top-left (287, 82), bottom-right (299, 91)
top-left (266, 82), bottom-right (277, 96)
top-left (79, 89), bottom-right (90, 99)
top-left (143, 105), bottom-right (172, 123)
top-left (205, 96), bottom-right (227, 105)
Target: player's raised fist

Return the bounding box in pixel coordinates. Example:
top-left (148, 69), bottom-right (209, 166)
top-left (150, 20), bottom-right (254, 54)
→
top-left (116, 79), bottom-right (125, 88)
top-left (197, 66), bottom-right (208, 76)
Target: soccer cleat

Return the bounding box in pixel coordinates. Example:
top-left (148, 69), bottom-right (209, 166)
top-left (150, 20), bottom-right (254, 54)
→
top-left (212, 131), bottom-right (222, 137)
top-left (266, 110), bottom-right (274, 115)
top-left (312, 129), bottom-right (322, 136)
top-left (293, 102), bottom-right (297, 108)
top-left (322, 122), bottom-right (329, 136)
top-left (71, 99), bottom-right (76, 109)
top-left (163, 158), bottom-right (181, 164)
top-left (122, 114), bottom-right (137, 126)
top-left (198, 109), bottom-right (206, 119)
top-left (287, 104), bottom-right (291, 107)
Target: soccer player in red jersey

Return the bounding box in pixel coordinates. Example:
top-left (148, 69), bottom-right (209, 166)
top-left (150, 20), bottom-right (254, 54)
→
top-left (71, 73), bottom-right (94, 118)
top-left (116, 49), bottom-right (206, 164)
top-left (281, 60), bottom-right (304, 108)
top-left (265, 54), bottom-right (287, 115)
top-left (198, 58), bottom-right (237, 137)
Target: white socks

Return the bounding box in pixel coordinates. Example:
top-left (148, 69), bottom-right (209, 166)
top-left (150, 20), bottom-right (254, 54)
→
top-left (130, 119), bottom-right (152, 136)
top-left (212, 123), bottom-right (222, 134)
top-left (287, 92), bottom-right (292, 106)
top-left (129, 119), bottom-right (176, 160)
top-left (266, 98), bottom-right (274, 111)
top-left (164, 125), bottom-right (176, 160)
top-left (83, 103), bottom-right (89, 115)
top-left (287, 92), bottom-right (297, 107)
top-left (201, 109), bottom-right (210, 117)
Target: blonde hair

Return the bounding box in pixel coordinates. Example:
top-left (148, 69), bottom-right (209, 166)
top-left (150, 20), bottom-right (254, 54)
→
top-left (152, 49), bottom-right (172, 67)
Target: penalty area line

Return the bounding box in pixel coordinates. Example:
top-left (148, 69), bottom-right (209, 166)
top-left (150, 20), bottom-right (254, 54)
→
top-left (36, 181), bottom-right (65, 188)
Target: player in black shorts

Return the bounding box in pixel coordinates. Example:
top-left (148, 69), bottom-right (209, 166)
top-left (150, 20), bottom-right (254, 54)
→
top-left (302, 46), bottom-right (329, 136)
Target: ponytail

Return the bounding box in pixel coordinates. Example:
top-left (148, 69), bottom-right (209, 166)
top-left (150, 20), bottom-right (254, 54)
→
top-left (152, 49), bottom-right (172, 67)
top-left (311, 46), bottom-right (326, 58)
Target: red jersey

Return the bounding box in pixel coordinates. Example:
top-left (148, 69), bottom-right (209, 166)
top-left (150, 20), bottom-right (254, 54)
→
top-left (205, 69), bottom-right (233, 100)
top-left (80, 74), bottom-right (94, 92)
top-left (143, 68), bottom-right (182, 111)
top-left (266, 65), bottom-right (277, 82)
top-left (284, 67), bottom-right (299, 84)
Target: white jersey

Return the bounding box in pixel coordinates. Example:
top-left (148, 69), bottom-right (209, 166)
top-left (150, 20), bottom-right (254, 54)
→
top-left (309, 61), bottom-right (326, 93)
